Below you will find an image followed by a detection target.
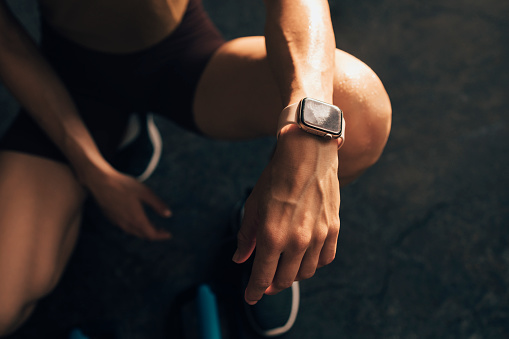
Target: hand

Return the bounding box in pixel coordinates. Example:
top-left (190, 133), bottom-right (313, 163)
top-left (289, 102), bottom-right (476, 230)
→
top-left (232, 127), bottom-right (340, 304)
top-left (82, 166), bottom-right (172, 240)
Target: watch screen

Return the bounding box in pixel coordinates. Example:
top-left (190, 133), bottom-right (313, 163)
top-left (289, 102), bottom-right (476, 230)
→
top-left (300, 98), bottom-right (342, 135)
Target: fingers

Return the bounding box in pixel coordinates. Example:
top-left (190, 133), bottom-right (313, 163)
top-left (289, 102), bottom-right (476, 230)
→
top-left (140, 185), bottom-right (172, 218)
top-left (295, 240), bottom-right (324, 282)
top-left (126, 183), bottom-right (172, 240)
top-left (132, 184), bottom-right (172, 240)
top-left (243, 216), bottom-right (340, 304)
top-left (136, 215), bottom-right (172, 241)
top-left (91, 170), bottom-right (172, 240)
top-left (244, 247), bottom-right (280, 305)
top-left (265, 250), bottom-right (305, 295)
top-left (122, 203), bottom-right (172, 241)
top-left (232, 201), bottom-right (258, 264)
top-left (318, 219), bottom-right (340, 268)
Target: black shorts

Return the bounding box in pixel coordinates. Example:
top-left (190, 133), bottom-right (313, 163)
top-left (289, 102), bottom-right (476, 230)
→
top-left (0, 0), bottom-right (224, 163)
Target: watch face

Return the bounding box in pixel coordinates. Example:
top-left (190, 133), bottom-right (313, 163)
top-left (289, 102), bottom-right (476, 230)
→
top-left (300, 98), bottom-right (342, 136)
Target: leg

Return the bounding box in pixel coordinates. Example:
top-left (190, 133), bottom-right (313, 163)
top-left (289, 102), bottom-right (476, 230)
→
top-left (193, 37), bottom-right (392, 183)
top-left (0, 152), bottom-right (86, 336)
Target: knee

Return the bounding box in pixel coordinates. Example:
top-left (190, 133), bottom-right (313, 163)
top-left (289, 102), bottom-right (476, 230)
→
top-left (0, 297), bottom-right (35, 336)
top-left (333, 50), bottom-right (392, 179)
top-left (0, 264), bottom-right (59, 335)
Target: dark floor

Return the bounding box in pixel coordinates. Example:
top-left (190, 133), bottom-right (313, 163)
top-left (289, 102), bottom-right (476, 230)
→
top-left (1, 0), bottom-right (508, 338)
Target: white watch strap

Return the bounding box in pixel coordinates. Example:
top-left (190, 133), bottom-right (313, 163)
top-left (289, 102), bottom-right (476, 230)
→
top-left (276, 101), bottom-right (300, 138)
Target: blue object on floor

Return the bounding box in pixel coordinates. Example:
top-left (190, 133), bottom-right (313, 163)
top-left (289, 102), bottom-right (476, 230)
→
top-left (197, 284), bottom-right (222, 339)
top-left (69, 329), bottom-right (89, 339)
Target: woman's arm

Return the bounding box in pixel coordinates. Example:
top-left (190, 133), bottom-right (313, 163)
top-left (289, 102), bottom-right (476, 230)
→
top-left (233, 0), bottom-right (341, 304)
top-left (263, 0), bottom-right (336, 107)
top-left (0, 1), bottom-right (109, 180)
top-left (0, 1), bottom-right (171, 240)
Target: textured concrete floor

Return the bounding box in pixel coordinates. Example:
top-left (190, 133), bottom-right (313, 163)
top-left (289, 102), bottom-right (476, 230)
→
top-left (1, 0), bottom-right (508, 338)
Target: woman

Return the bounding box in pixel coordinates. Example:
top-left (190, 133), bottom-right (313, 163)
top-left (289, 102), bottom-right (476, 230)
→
top-left (0, 0), bottom-right (391, 335)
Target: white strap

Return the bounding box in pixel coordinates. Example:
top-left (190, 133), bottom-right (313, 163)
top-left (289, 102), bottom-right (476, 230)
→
top-left (276, 101), bottom-right (300, 138)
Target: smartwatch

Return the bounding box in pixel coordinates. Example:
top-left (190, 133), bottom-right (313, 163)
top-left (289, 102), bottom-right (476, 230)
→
top-left (277, 97), bottom-right (345, 149)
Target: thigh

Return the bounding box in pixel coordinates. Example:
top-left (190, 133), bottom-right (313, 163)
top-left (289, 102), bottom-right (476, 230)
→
top-left (0, 151), bottom-right (85, 307)
top-left (193, 36), bottom-right (282, 139)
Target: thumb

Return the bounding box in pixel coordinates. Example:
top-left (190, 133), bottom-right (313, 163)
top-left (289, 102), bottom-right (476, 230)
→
top-left (140, 185), bottom-right (172, 218)
top-left (232, 206), bottom-right (258, 264)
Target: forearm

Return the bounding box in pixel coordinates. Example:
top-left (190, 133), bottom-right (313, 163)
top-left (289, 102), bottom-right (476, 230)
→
top-left (0, 2), bottom-right (112, 181)
top-left (263, 0), bottom-right (336, 107)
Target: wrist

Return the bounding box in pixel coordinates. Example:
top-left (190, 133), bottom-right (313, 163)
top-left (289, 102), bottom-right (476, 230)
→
top-left (278, 124), bottom-right (338, 150)
top-left (276, 124), bottom-right (339, 167)
top-left (271, 127), bottom-right (338, 195)
top-left (71, 150), bottom-right (115, 188)
top-left (59, 133), bottom-right (114, 185)
top-left (277, 97), bottom-right (345, 149)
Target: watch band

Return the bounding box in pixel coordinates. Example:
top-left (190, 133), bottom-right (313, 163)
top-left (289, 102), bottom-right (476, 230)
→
top-left (276, 100), bottom-right (345, 149)
top-left (277, 101), bottom-right (301, 138)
